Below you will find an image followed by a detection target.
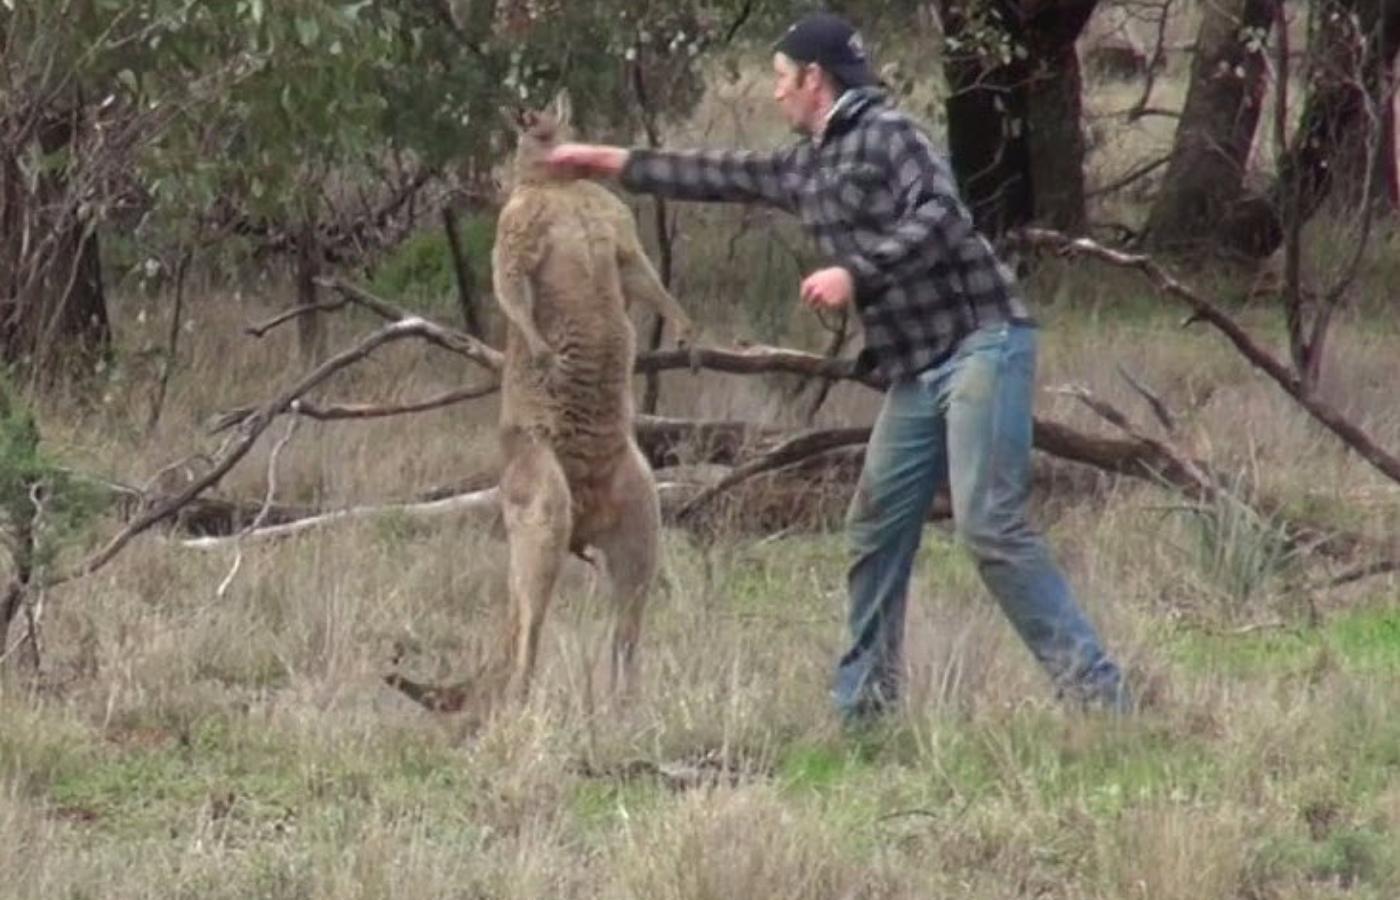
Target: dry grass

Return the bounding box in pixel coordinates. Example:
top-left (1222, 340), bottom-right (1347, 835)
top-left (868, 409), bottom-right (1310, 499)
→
top-left (4, 34), bottom-right (1400, 900)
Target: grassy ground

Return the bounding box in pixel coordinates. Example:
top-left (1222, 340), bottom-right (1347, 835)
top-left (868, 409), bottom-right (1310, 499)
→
top-left (4, 245), bottom-right (1398, 897)
top-left (5, 27), bottom-right (1400, 900)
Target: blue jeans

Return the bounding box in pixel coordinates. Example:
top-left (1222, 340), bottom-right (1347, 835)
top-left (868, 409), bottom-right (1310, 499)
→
top-left (834, 321), bottom-right (1127, 719)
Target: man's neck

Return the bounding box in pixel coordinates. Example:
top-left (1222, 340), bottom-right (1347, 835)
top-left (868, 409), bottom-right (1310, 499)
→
top-left (812, 88), bottom-right (852, 139)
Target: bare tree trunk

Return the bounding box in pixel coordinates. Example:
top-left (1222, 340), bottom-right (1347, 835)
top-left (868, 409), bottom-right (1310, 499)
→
top-left (939, 0), bottom-right (1035, 236)
top-left (0, 106), bottom-right (112, 375)
top-left (938, 0), bottom-right (1097, 236)
top-left (1227, 0), bottom-right (1400, 256)
top-left (1025, 0), bottom-right (1098, 232)
top-left (1330, 38), bottom-right (1400, 210)
top-left (442, 204), bottom-right (484, 338)
top-left (1145, 0), bottom-right (1275, 252)
top-left (295, 218), bottom-right (325, 363)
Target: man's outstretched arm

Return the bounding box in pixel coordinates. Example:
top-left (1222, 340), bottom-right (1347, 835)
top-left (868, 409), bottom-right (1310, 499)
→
top-left (548, 143), bottom-right (798, 211)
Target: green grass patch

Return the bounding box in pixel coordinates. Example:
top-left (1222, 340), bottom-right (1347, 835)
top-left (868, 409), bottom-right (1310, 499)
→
top-left (1170, 604), bottom-right (1400, 678)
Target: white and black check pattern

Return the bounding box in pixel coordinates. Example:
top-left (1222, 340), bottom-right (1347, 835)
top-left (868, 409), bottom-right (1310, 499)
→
top-left (620, 88), bottom-right (1032, 381)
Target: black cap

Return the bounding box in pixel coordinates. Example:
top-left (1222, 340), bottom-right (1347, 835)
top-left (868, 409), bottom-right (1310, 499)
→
top-left (774, 12), bottom-right (879, 89)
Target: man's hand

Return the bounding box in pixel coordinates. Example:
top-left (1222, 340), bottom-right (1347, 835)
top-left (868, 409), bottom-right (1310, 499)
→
top-left (545, 144), bottom-right (630, 179)
top-left (800, 266), bottom-right (855, 311)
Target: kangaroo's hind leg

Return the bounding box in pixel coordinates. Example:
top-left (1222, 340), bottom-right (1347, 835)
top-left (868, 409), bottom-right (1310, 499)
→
top-left (588, 441), bottom-right (662, 698)
top-left (499, 433), bottom-right (573, 703)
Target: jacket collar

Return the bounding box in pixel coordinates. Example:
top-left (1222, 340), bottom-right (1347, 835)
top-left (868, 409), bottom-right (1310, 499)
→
top-left (815, 86), bottom-right (885, 143)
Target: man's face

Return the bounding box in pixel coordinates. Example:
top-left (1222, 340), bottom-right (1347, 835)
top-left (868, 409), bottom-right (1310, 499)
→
top-left (772, 52), bottom-right (823, 135)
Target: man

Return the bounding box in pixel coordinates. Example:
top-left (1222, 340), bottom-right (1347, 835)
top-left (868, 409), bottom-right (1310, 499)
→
top-left (547, 12), bottom-right (1130, 721)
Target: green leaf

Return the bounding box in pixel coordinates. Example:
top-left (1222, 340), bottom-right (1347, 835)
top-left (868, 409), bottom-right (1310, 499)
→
top-left (295, 16), bottom-right (320, 47)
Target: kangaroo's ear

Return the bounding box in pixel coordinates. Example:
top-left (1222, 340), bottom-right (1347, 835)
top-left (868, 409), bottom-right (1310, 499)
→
top-left (550, 88), bottom-right (573, 131)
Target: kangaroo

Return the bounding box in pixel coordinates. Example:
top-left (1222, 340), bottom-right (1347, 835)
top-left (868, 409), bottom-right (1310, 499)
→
top-left (489, 90), bottom-right (696, 703)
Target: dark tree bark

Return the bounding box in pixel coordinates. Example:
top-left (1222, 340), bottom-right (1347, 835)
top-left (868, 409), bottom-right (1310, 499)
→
top-left (0, 103), bottom-right (112, 375)
top-left (1023, 0), bottom-right (1098, 232)
top-left (442, 205), bottom-right (484, 338)
top-left (1323, 3), bottom-right (1400, 211)
top-left (939, 0), bottom-right (1035, 236)
top-left (937, 0), bottom-right (1098, 236)
top-left (295, 218), bottom-right (326, 363)
top-left (1144, 0), bottom-right (1275, 252)
top-left (1225, 0), bottom-right (1400, 256)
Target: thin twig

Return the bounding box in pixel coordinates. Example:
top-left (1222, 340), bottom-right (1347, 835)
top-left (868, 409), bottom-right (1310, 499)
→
top-left (21, 482), bottom-right (49, 674)
top-left (1116, 364), bottom-right (1176, 432)
top-left (215, 416), bottom-right (300, 598)
top-left (244, 299), bottom-right (349, 338)
top-left (1086, 154), bottom-right (1171, 199)
top-left (209, 383), bottom-right (500, 434)
top-left (147, 248), bottom-right (191, 432)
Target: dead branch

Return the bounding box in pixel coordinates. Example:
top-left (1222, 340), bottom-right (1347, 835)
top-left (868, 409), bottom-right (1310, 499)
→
top-left (146, 247), bottom-right (191, 432)
top-left (676, 427), bottom-right (871, 521)
top-left (1012, 228), bottom-right (1400, 487)
top-left (1086, 154), bottom-right (1172, 199)
top-left (180, 481), bottom-right (702, 549)
top-left (635, 344), bottom-right (877, 386)
top-left (635, 415), bottom-right (780, 467)
top-left (210, 383), bottom-right (500, 434)
top-left (1127, 0), bottom-right (1174, 120)
top-left (182, 487), bottom-right (502, 549)
top-left (215, 416), bottom-right (299, 598)
top-left (1316, 558), bottom-right (1400, 590)
top-left (244, 298), bottom-right (350, 338)
top-left (318, 277), bottom-right (505, 373)
top-left (1050, 384), bottom-right (1216, 498)
top-left (45, 317), bottom-right (468, 587)
top-left (1116, 364), bottom-right (1176, 432)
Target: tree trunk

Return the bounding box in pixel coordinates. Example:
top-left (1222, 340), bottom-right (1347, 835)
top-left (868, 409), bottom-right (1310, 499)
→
top-left (938, 0), bottom-right (1096, 236)
top-left (1328, 15), bottom-right (1400, 211)
top-left (0, 106), bottom-right (112, 375)
top-left (1225, 0), bottom-right (1400, 256)
top-left (295, 219), bottom-right (325, 363)
top-left (1024, 0), bottom-right (1098, 232)
top-left (939, 0), bottom-right (1034, 236)
top-left (1144, 0), bottom-right (1274, 252)
top-left (442, 205), bottom-right (483, 337)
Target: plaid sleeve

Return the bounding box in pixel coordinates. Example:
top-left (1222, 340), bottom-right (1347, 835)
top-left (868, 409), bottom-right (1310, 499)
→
top-left (620, 147), bottom-right (797, 211)
top-left (838, 118), bottom-right (977, 295)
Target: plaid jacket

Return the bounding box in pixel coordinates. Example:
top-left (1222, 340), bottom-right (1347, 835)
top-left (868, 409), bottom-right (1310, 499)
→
top-left (620, 87), bottom-right (1032, 382)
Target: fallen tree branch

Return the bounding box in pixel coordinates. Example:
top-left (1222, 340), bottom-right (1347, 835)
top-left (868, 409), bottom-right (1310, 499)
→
top-left (180, 481), bottom-right (701, 548)
top-left (635, 344), bottom-right (876, 387)
top-left (46, 318), bottom-right (467, 587)
top-left (1050, 384), bottom-right (1217, 499)
top-left (1316, 558), bottom-right (1400, 590)
top-left (1012, 229), bottom-right (1400, 487)
top-left (676, 427), bottom-right (871, 521)
top-left (210, 384), bottom-right (500, 434)
top-left (182, 487), bottom-right (502, 549)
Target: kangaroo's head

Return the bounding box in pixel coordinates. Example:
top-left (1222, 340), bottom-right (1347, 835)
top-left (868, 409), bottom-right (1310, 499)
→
top-left (507, 89), bottom-right (574, 182)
